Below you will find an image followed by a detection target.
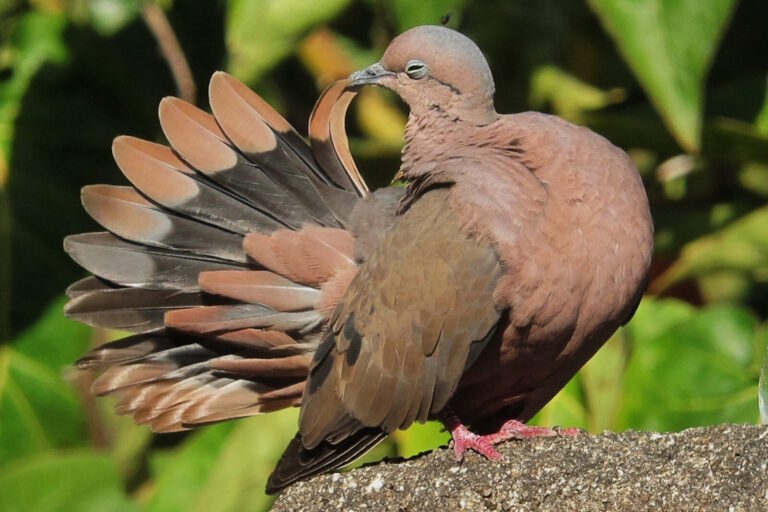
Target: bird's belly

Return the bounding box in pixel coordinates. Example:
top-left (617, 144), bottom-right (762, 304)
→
top-left (450, 316), bottom-right (618, 431)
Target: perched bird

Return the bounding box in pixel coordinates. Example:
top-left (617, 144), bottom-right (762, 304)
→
top-left (64, 25), bottom-right (653, 493)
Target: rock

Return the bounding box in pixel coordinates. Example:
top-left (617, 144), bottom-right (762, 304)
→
top-left (272, 424), bottom-right (768, 511)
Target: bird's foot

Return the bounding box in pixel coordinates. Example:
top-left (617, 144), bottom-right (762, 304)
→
top-left (484, 419), bottom-right (581, 443)
top-left (448, 422), bottom-right (503, 462)
top-left (442, 411), bottom-right (581, 462)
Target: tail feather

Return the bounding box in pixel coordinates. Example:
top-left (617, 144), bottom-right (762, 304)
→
top-left (66, 276), bottom-right (113, 299)
top-left (76, 333), bottom-right (174, 370)
top-left (207, 73), bottom-right (325, 186)
top-left (180, 379), bottom-right (303, 425)
top-left (112, 136), bottom-right (282, 234)
top-left (65, 74), bottom-right (384, 467)
top-left (209, 72), bottom-right (352, 228)
top-left (214, 328), bottom-right (301, 351)
top-left (308, 80), bottom-right (369, 197)
top-left (82, 185), bottom-right (247, 262)
top-left (64, 232), bottom-right (244, 291)
top-left (159, 97), bottom-right (319, 229)
top-left (64, 287), bottom-right (207, 333)
top-left (210, 353), bottom-right (313, 378)
top-left (199, 270), bottom-right (321, 311)
top-left (242, 227), bottom-right (355, 287)
top-left (90, 345), bottom-right (216, 396)
top-left (164, 305), bottom-right (323, 335)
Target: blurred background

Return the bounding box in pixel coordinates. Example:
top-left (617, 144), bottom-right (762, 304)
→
top-left (1, 0), bottom-right (768, 510)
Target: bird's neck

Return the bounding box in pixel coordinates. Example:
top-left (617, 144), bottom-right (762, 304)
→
top-left (399, 109), bottom-right (506, 182)
top-left (400, 111), bottom-right (471, 179)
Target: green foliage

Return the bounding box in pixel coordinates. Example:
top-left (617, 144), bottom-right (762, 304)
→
top-left (226, 0), bottom-right (351, 82)
top-left (588, 0), bottom-right (738, 151)
top-left (143, 411), bottom-right (298, 512)
top-left (621, 300), bottom-right (761, 430)
top-left (534, 297), bottom-right (765, 433)
top-left (0, 451), bottom-right (135, 512)
top-left (656, 205), bottom-right (768, 297)
top-left (0, 298), bottom-right (90, 463)
top-left (2, 1), bottom-right (768, 510)
top-left (68, 0), bottom-right (144, 36)
top-left (389, 0), bottom-right (467, 30)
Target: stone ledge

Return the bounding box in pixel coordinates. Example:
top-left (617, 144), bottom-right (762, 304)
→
top-left (272, 424), bottom-right (768, 511)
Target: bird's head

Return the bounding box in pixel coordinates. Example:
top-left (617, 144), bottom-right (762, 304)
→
top-left (348, 25), bottom-right (497, 126)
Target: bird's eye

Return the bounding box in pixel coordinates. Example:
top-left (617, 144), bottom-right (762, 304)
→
top-left (405, 60), bottom-right (428, 80)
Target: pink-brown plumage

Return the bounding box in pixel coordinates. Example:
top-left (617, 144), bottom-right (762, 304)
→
top-left (199, 270), bottom-right (320, 311)
top-left (64, 25), bottom-right (652, 494)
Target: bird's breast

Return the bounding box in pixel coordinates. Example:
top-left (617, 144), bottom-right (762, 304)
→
top-left (446, 121), bottom-right (653, 428)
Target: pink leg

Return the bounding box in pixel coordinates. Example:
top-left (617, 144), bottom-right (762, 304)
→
top-left (440, 410), bottom-right (581, 462)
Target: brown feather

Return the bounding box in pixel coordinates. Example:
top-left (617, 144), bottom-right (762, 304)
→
top-left (164, 305), bottom-right (322, 335)
top-left (209, 73), bottom-right (349, 226)
top-left (64, 287), bottom-right (205, 333)
top-left (208, 72), bottom-right (322, 182)
top-left (308, 80), bottom-right (368, 196)
top-left (159, 97), bottom-right (317, 229)
top-left (210, 353), bottom-right (312, 378)
top-left (298, 189), bottom-right (502, 454)
top-left (64, 232), bottom-right (244, 291)
top-left (214, 329), bottom-right (299, 350)
top-left (76, 334), bottom-right (174, 370)
top-left (243, 228), bottom-right (356, 288)
top-left (199, 270), bottom-right (320, 311)
top-left (112, 136), bottom-right (281, 234)
top-left (66, 276), bottom-right (113, 299)
top-left (81, 185), bottom-right (247, 262)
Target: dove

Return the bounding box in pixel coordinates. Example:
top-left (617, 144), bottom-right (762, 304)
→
top-left (64, 25), bottom-right (653, 493)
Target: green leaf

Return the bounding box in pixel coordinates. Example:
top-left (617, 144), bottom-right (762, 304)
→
top-left (0, 188), bottom-right (9, 341)
top-left (619, 298), bottom-right (762, 431)
top-left (703, 118), bottom-right (768, 166)
top-left (756, 76), bottom-right (768, 134)
top-left (587, 0), bottom-right (737, 151)
top-left (0, 11), bottom-right (69, 178)
top-left (0, 297), bottom-right (91, 462)
top-left (389, 0), bottom-right (466, 31)
top-left (392, 421), bottom-right (449, 458)
top-left (143, 409), bottom-right (299, 512)
top-left (143, 424), bottom-right (234, 512)
top-left (532, 376), bottom-right (588, 430)
top-left (225, 0), bottom-right (351, 83)
top-left (654, 205), bottom-right (768, 294)
top-left (62, 0), bottom-right (144, 36)
top-left (98, 397), bottom-right (153, 481)
top-left (0, 450), bottom-right (134, 512)
top-left (12, 296), bottom-right (92, 369)
top-left (529, 65), bottom-right (626, 122)
top-left (190, 411), bottom-right (297, 512)
top-left (80, 0), bottom-right (143, 36)
top-left (580, 333), bottom-right (627, 432)
top-left (735, 77), bottom-right (768, 198)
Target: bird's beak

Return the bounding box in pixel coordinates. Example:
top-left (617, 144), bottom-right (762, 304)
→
top-left (347, 63), bottom-right (395, 89)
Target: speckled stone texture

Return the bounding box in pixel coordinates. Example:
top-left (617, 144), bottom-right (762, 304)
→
top-left (272, 424), bottom-right (768, 511)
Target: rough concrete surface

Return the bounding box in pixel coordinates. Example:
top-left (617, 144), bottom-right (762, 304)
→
top-left (272, 424), bottom-right (768, 511)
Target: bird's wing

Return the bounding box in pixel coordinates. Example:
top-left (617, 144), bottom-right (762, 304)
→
top-left (268, 187), bottom-right (503, 491)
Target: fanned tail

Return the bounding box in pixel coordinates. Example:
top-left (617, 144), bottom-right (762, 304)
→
top-left (65, 74), bottom-right (369, 433)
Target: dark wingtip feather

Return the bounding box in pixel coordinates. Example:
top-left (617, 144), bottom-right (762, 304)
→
top-left (265, 428), bottom-right (387, 494)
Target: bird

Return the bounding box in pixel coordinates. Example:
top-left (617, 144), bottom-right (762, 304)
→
top-left (64, 25), bottom-right (653, 493)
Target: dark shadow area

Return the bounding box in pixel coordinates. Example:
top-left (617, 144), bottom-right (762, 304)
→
top-left (7, 0), bottom-right (226, 335)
